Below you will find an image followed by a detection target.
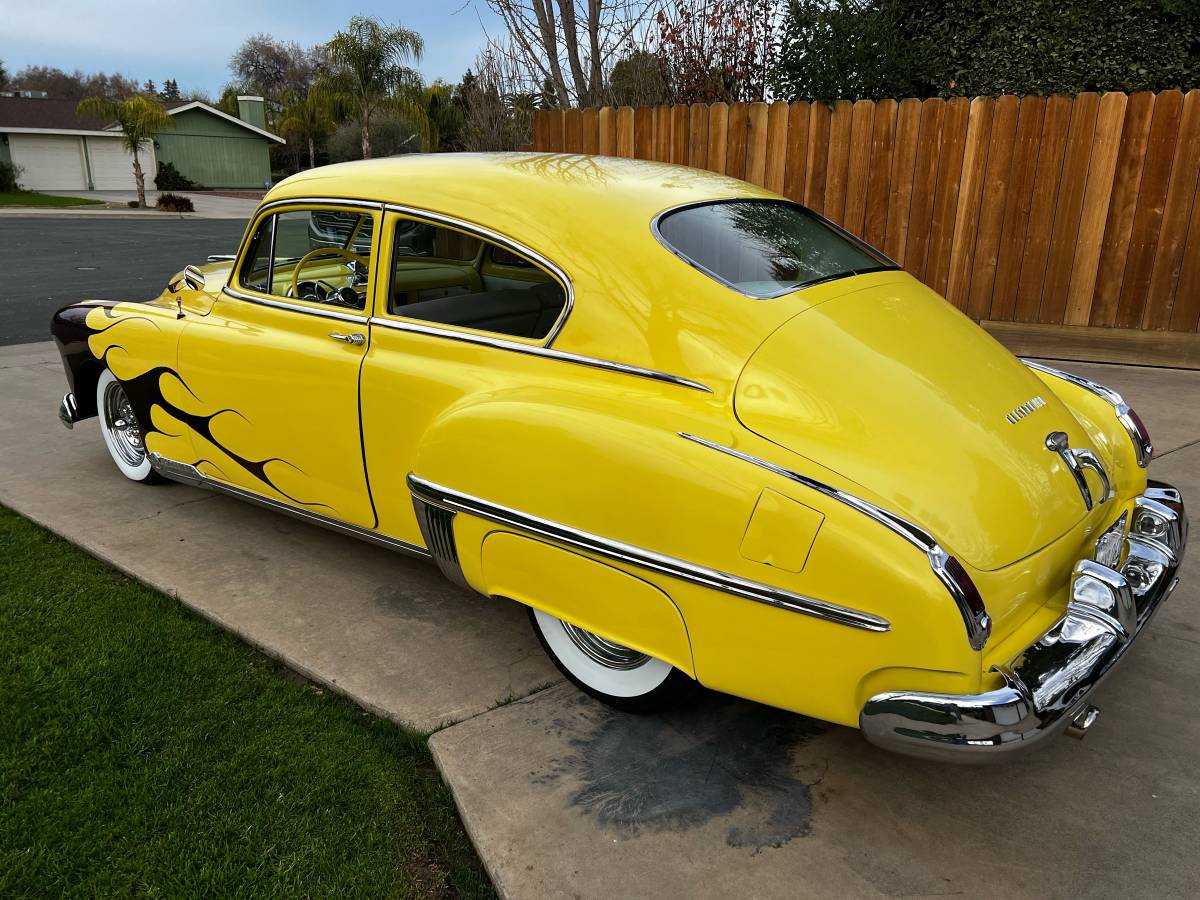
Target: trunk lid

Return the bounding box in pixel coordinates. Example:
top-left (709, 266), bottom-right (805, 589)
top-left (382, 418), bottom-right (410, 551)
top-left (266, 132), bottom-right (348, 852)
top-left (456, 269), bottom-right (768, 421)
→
top-left (734, 277), bottom-right (1091, 573)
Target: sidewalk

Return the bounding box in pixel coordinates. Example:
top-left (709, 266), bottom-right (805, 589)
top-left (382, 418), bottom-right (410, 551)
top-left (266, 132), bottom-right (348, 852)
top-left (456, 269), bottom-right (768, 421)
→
top-left (1, 341), bottom-right (1197, 898)
top-left (0, 191), bottom-right (259, 219)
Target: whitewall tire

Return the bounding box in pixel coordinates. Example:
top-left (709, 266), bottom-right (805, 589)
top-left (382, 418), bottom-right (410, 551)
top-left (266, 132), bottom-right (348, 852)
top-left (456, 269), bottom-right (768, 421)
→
top-left (96, 369), bottom-right (162, 484)
top-left (528, 607), bottom-right (696, 712)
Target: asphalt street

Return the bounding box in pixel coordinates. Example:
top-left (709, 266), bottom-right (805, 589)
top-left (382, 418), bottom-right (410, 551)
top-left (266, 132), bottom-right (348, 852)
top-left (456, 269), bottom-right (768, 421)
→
top-left (0, 218), bottom-right (247, 346)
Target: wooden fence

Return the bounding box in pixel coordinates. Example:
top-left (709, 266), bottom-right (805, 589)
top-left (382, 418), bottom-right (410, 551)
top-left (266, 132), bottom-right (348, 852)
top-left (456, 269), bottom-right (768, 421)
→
top-left (532, 92), bottom-right (1200, 367)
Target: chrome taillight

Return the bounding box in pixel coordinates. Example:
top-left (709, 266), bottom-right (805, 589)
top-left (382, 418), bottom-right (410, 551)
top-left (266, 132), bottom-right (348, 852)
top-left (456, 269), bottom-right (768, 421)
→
top-left (930, 549), bottom-right (991, 651)
top-left (1117, 404), bottom-right (1153, 468)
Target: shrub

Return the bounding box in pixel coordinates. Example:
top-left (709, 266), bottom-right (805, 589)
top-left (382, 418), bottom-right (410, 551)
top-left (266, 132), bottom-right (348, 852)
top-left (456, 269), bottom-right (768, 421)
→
top-left (0, 161), bottom-right (24, 192)
top-left (127, 200), bottom-right (139, 208)
top-left (155, 160), bottom-right (204, 191)
top-left (156, 192), bottom-right (195, 213)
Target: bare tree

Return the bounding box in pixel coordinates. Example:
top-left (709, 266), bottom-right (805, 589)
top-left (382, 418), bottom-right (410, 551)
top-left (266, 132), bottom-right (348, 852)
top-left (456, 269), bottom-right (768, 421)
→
top-left (484, 1), bottom-right (663, 107)
top-left (461, 46), bottom-right (536, 150)
top-left (230, 35), bottom-right (321, 118)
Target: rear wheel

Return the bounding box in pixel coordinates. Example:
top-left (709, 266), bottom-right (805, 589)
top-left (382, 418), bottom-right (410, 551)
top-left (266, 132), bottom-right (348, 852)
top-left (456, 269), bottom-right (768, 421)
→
top-left (96, 369), bottom-right (162, 484)
top-left (528, 607), bottom-right (696, 712)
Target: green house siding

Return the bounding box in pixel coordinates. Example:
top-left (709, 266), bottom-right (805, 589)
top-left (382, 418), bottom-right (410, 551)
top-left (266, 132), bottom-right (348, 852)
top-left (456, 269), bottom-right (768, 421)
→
top-left (155, 108), bottom-right (274, 189)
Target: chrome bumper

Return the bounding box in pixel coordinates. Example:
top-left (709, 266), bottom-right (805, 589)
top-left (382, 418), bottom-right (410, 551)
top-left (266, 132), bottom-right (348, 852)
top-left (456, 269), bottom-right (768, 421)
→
top-left (58, 392), bottom-right (80, 429)
top-left (860, 481), bottom-right (1187, 762)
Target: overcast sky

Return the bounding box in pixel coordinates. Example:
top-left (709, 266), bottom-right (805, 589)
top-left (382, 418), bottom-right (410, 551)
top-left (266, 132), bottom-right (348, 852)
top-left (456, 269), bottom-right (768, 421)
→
top-left (0, 1), bottom-right (503, 95)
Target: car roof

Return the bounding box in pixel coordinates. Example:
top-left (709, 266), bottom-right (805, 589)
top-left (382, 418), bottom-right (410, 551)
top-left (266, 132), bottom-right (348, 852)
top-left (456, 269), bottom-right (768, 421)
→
top-left (263, 152), bottom-right (839, 387)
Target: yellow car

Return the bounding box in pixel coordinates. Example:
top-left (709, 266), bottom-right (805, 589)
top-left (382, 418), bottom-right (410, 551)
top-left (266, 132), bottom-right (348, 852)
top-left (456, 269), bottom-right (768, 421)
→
top-left (51, 153), bottom-right (1186, 761)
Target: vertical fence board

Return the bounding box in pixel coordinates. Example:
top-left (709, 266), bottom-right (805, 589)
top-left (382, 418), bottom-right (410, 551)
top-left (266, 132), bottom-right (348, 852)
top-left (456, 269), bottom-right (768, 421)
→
top-left (671, 105), bottom-right (689, 164)
top-left (1144, 89), bottom-right (1200, 329)
top-left (782, 103), bottom-right (809, 202)
top-left (765, 102), bottom-right (790, 193)
top-left (804, 102), bottom-right (831, 213)
top-left (926, 97), bottom-right (971, 294)
top-left (1040, 92), bottom-right (1101, 324)
top-left (946, 97), bottom-right (995, 309)
top-left (990, 96), bottom-right (1046, 320)
top-left (708, 102), bottom-right (729, 173)
top-left (884, 98), bottom-right (923, 264)
top-left (1065, 92), bottom-right (1127, 324)
top-left (842, 100), bottom-right (875, 235)
top-left (563, 108), bottom-right (583, 153)
top-left (725, 102), bottom-right (749, 180)
top-left (529, 91), bottom-right (1200, 339)
top-left (1015, 95), bottom-right (1072, 322)
top-left (581, 107), bottom-right (599, 154)
top-left (863, 99), bottom-right (897, 248)
top-left (824, 100), bottom-right (855, 224)
top-left (688, 103), bottom-right (709, 170)
top-left (1090, 92), bottom-right (1155, 326)
top-left (967, 95), bottom-right (1019, 319)
top-left (615, 106), bottom-right (635, 157)
top-left (1116, 90), bottom-right (1185, 327)
top-left (598, 106), bottom-right (617, 155)
top-left (904, 98), bottom-right (946, 279)
top-left (746, 102), bottom-right (770, 186)
top-left (1169, 179), bottom-right (1200, 331)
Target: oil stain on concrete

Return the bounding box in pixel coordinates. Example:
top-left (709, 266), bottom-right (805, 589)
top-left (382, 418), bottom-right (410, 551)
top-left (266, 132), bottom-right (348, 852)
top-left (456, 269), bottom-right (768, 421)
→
top-left (532, 691), bottom-right (825, 851)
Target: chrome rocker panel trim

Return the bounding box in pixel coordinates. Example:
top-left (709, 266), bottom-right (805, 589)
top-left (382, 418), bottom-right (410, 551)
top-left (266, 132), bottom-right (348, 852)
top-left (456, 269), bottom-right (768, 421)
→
top-left (679, 433), bottom-right (991, 650)
top-left (860, 481), bottom-right (1186, 762)
top-left (407, 474), bottom-right (890, 632)
top-left (1023, 359), bottom-right (1152, 468)
top-left (148, 453), bottom-right (430, 560)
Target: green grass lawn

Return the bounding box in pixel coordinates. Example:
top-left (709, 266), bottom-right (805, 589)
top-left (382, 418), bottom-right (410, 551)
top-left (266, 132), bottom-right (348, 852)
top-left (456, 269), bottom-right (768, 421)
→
top-left (0, 506), bottom-right (494, 898)
top-left (0, 191), bottom-right (104, 207)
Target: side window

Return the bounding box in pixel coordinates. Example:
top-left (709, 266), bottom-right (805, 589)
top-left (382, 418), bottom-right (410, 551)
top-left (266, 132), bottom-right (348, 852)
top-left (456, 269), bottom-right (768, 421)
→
top-left (239, 209), bottom-right (374, 310)
top-left (389, 218), bottom-right (565, 341)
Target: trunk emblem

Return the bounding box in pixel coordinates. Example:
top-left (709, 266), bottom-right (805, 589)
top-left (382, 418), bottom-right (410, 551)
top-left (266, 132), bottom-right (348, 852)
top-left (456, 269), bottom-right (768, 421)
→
top-left (1006, 395), bottom-right (1046, 424)
top-left (1045, 431), bottom-right (1114, 511)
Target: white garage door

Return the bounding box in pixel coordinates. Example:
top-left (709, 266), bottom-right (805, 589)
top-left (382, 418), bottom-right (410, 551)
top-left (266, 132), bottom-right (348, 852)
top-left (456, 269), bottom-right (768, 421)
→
top-left (87, 137), bottom-right (156, 191)
top-left (8, 134), bottom-right (87, 190)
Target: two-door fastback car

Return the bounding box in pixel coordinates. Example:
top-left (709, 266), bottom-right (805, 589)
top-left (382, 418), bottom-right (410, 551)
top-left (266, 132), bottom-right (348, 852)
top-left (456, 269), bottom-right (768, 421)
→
top-left (52, 153), bottom-right (1186, 760)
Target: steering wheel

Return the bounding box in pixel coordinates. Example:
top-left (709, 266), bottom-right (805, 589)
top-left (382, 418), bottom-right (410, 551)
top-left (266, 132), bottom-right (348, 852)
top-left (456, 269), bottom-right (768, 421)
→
top-left (290, 247), bottom-right (369, 301)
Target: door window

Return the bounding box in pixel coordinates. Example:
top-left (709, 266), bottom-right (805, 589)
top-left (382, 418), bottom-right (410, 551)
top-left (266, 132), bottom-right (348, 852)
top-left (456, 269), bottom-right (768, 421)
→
top-left (389, 218), bottom-right (565, 340)
top-left (240, 208), bottom-right (375, 310)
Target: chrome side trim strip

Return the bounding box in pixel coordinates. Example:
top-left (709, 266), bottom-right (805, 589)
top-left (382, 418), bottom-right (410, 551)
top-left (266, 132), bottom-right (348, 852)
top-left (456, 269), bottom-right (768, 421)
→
top-left (148, 453), bottom-right (430, 560)
top-left (678, 433), bottom-right (992, 650)
top-left (381, 202), bottom-right (575, 347)
top-left (407, 473), bottom-right (890, 632)
top-left (1022, 359), bottom-right (1152, 467)
top-left (370, 316), bottom-right (713, 393)
top-left (222, 285), bottom-right (366, 323)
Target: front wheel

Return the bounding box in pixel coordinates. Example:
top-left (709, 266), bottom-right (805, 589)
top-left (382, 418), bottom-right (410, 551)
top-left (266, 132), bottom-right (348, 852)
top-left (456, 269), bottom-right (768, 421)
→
top-left (96, 369), bottom-right (163, 484)
top-left (528, 607), bottom-right (696, 713)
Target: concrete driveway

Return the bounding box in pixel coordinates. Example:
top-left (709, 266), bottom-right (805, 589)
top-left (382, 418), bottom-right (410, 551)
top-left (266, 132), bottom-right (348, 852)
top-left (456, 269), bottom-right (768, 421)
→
top-left (0, 340), bottom-right (1196, 899)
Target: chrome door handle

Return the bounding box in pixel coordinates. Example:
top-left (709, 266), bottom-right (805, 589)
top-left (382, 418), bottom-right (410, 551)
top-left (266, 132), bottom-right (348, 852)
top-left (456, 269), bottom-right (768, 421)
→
top-left (329, 332), bottom-right (365, 346)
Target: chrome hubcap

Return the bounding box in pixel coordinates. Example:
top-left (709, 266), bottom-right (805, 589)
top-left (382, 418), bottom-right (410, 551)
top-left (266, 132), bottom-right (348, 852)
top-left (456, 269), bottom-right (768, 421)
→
top-left (560, 621), bottom-right (650, 670)
top-left (103, 380), bottom-right (145, 467)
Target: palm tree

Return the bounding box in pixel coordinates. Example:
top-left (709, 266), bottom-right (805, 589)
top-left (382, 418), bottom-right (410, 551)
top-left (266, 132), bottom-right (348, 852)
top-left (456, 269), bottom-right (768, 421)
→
top-left (77, 94), bottom-right (173, 207)
top-left (278, 91), bottom-right (334, 169)
top-left (316, 16), bottom-right (428, 159)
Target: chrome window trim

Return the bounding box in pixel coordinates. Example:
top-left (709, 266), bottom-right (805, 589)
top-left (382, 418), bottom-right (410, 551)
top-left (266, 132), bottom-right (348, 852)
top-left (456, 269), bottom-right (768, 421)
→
top-left (148, 453), bottom-right (430, 560)
top-left (222, 285), bottom-right (366, 323)
top-left (381, 202), bottom-right (575, 346)
top-left (407, 474), bottom-right (890, 633)
top-left (1022, 359), bottom-right (1152, 467)
top-left (650, 198), bottom-right (901, 300)
top-left (369, 316), bottom-right (713, 393)
top-left (678, 433), bottom-right (992, 650)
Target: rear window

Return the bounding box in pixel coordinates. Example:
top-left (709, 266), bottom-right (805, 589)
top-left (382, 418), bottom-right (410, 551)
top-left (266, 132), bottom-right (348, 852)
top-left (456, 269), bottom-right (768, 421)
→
top-left (655, 200), bottom-right (893, 298)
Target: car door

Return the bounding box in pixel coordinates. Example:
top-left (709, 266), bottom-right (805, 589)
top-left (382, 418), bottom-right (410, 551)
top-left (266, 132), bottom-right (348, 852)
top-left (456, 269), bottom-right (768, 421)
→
top-left (175, 201), bottom-right (381, 528)
top-left (360, 209), bottom-right (570, 545)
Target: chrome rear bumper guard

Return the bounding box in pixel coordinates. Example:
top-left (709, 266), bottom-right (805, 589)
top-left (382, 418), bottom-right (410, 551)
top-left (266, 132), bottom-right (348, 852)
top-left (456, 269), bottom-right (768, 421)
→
top-left (58, 392), bottom-right (80, 429)
top-left (860, 481), bottom-right (1187, 762)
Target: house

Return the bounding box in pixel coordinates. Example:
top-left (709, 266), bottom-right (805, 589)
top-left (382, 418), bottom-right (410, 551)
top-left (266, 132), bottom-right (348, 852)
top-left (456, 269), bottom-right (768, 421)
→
top-left (0, 95), bottom-right (285, 191)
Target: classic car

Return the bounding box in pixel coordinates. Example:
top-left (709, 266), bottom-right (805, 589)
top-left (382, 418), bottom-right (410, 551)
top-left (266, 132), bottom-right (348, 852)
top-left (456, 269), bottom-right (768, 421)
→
top-left (51, 153), bottom-right (1186, 761)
